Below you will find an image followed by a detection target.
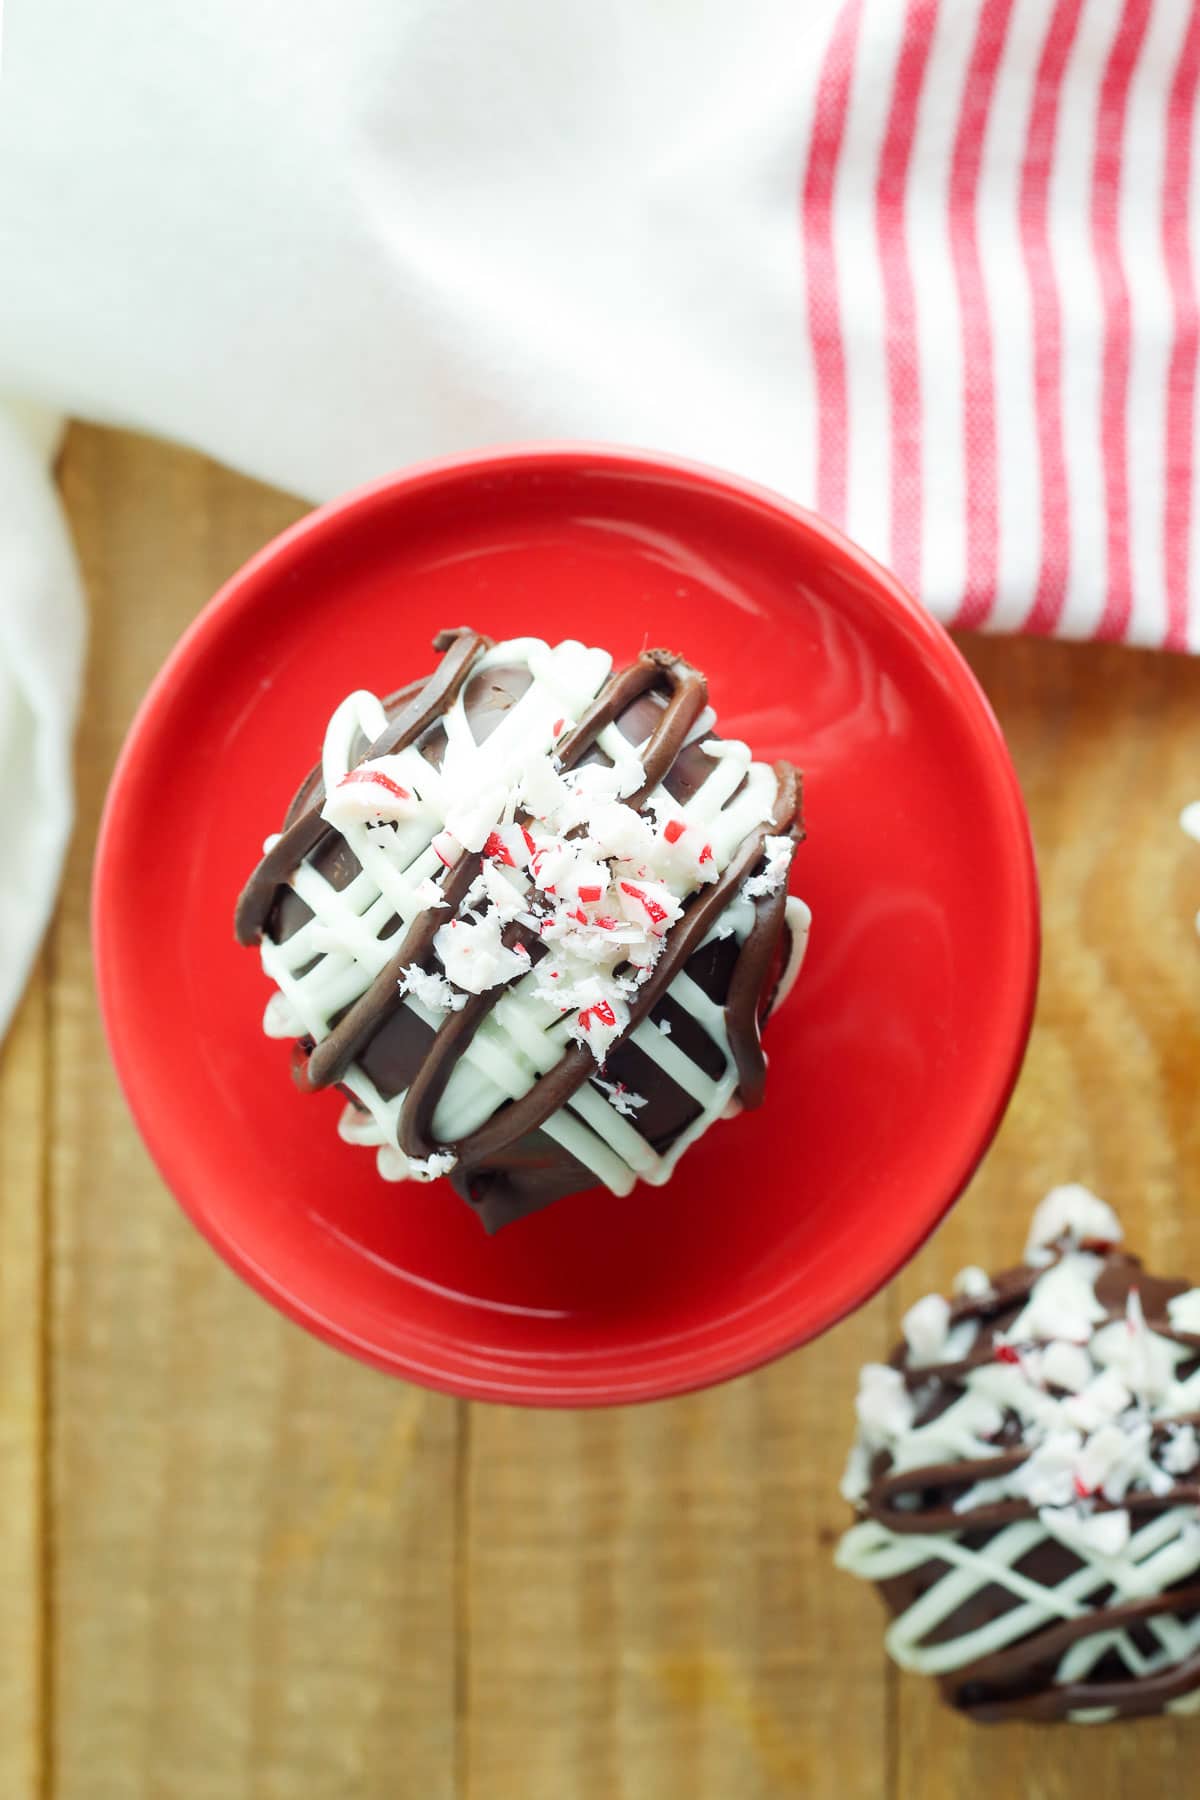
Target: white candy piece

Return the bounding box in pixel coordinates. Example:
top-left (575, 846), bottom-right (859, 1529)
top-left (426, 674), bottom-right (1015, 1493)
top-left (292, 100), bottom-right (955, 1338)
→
top-left (1009, 1430), bottom-right (1082, 1509)
top-left (953, 1265), bottom-right (992, 1299)
top-left (321, 755), bottom-right (421, 829)
top-left (407, 1151), bottom-right (458, 1183)
top-left (431, 828), bottom-right (462, 868)
top-left (1039, 1340), bottom-right (1093, 1394)
top-left (444, 780), bottom-right (510, 854)
top-left (591, 1077), bottom-right (648, 1118)
top-left (565, 991), bottom-right (629, 1063)
top-left (1025, 1185), bottom-right (1123, 1259)
top-left (1168, 1288), bottom-right (1200, 1335)
top-left (1041, 1505), bottom-right (1132, 1559)
top-left (743, 833), bottom-right (795, 901)
top-left (901, 1294), bottom-right (951, 1367)
top-left (854, 1364), bottom-right (915, 1444)
top-left (838, 1190), bottom-right (1200, 1709)
top-left (398, 964), bottom-right (467, 1013)
top-left (412, 876), bottom-right (448, 910)
top-left (586, 799), bottom-right (655, 866)
top-left (519, 756), bottom-right (569, 822)
top-left (616, 876), bottom-right (682, 938)
top-left (1061, 1368), bottom-right (1132, 1434)
top-left (1162, 1425), bottom-right (1200, 1476)
top-left (432, 915), bottom-right (529, 995)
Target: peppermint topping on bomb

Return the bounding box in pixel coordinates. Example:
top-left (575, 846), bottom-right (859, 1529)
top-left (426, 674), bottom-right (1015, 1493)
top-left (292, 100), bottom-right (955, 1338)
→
top-left (235, 629), bottom-right (809, 1232)
top-left (837, 1188), bottom-right (1200, 1724)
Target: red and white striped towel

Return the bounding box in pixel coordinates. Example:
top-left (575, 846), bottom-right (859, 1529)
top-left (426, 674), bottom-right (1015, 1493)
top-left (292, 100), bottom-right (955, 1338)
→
top-left (800, 0), bottom-right (1200, 650)
top-left (1, 0), bottom-right (1198, 1040)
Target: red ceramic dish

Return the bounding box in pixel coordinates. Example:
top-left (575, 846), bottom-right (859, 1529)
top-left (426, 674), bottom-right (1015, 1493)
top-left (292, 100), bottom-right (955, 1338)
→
top-left (93, 446), bottom-right (1038, 1405)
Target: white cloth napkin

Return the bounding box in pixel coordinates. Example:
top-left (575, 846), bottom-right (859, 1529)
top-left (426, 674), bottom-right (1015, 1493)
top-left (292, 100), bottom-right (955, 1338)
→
top-left (2, 0), bottom-right (1198, 1038)
top-left (0, 403), bottom-right (82, 1035)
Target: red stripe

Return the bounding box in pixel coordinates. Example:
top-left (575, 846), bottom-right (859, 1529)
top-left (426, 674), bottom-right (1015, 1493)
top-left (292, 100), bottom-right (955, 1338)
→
top-left (876, 0), bottom-right (939, 595)
top-left (340, 768), bottom-right (409, 800)
top-left (801, 0), bottom-right (864, 525)
top-left (948, 0), bottom-right (1016, 631)
top-left (1020, 0), bottom-right (1087, 636)
top-left (1094, 0), bottom-right (1155, 643)
top-left (1163, 8), bottom-right (1200, 653)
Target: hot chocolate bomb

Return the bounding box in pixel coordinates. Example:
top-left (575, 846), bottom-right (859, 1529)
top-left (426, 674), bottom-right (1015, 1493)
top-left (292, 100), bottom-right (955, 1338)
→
top-left (837, 1188), bottom-right (1200, 1723)
top-left (235, 629), bottom-right (809, 1232)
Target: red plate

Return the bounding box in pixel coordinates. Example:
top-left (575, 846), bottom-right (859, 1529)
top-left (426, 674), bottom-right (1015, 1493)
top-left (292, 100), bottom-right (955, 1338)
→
top-left (94, 446), bottom-right (1038, 1405)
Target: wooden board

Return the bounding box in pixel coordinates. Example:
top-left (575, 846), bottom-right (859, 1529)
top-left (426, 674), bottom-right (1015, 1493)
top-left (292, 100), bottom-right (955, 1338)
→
top-left (0, 425), bottom-right (1197, 1796)
top-left (0, 964), bottom-right (48, 1800)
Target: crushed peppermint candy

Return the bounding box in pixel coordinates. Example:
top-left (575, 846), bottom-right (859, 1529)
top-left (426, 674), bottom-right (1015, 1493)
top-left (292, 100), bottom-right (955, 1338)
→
top-left (321, 756), bottom-right (420, 829)
top-left (591, 1077), bottom-right (648, 1118)
top-left (953, 1265), bottom-right (992, 1299)
top-left (433, 914), bottom-right (529, 995)
top-left (742, 834), bottom-right (795, 901)
top-left (431, 828), bottom-right (462, 868)
top-left (566, 993), bottom-right (628, 1061)
top-left (279, 647), bottom-right (810, 1101)
top-left (412, 875), bottom-right (449, 910)
top-left (398, 963), bottom-right (468, 1013)
top-left (1041, 1504), bottom-right (1132, 1559)
top-left (1162, 1424), bottom-right (1200, 1475)
top-left (901, 1293), bottom-right (951, 1366)
top-left (841, 1191), bottom-right (1200, 1577)
top-left (406, 1150), bottom-right (458, 1182)
top-left (1024, 1184), bottom-right (1123, 1259)
top-left (1168, 1287), bottom-right (1200, 1335)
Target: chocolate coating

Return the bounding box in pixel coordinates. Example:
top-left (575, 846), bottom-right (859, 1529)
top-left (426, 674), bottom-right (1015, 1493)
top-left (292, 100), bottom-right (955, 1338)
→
top-left (855, 1246), bottom-right (1200, 1723)
top-left (236, 630), bottom-right (803, 1231)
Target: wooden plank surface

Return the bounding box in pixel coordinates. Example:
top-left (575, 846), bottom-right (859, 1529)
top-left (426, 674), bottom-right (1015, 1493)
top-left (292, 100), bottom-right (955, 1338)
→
top-left (43, 428), bottom-right (461, 1800)
top-left (892, 637), bottom-right (1200, 1799)
top-left (0, 964), bottom-right (48, 1800)
top-left (0, 424), bottom-right (1197, 1797)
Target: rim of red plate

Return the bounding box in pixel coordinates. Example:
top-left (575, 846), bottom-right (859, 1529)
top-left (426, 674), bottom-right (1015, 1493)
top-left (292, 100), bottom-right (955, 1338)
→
top-left (93, 442), bottom-right (1040, 1405)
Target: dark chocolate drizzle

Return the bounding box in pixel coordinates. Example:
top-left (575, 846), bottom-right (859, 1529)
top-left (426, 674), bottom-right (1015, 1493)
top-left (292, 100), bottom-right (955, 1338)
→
top-left (235, 629), bottom-right (804, 1230)
top-left (854, 1242), bottom-right (1200, 1723)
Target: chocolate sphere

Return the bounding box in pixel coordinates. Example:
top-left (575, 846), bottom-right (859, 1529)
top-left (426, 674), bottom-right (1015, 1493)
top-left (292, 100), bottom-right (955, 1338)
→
top-left (236, 628), bottom-right (808, 1232)
top-left (837, 1188), bottom-right (1200, 1723)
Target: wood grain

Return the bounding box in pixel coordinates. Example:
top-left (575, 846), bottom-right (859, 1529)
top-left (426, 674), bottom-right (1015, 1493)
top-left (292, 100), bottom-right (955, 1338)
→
top-left (0, 964), bottom-right (48, 1800)
top-left (0, 427), bottom-right (1196, 1797)
top-left (45, 427), bottom-right (461, 1800)
top-left (893, 635), bottom-right (1200, 1799)
top-left (464, 1298), bottom-right (893, 1800)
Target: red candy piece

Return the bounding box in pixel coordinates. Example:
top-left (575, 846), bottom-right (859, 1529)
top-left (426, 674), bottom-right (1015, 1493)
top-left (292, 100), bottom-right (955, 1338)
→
top-left (578, 999), bottom-right (617, 1031)
top-left (577, 885), bottom-right (602, 903)
top-left (521, 826), bottom-right (537, 859)
top-left (552, 718), bottom-right (565, 736)
top-left (699, 844), bottom-right (714, 864)
top-left (994, 1344), bottom-right (1020, 1365)
top-left (663, 819), bottom-right (686, 844)
top-left (595, 915), bottom-right (618, 930)
top-left (1073, 1475), bottom-right (1094, 1500)
top-left (484, 831), bottom-right (516, 867)
top-left (339, 768), bottom-right (410, 801)
top-left (569, 907), bottom-right (588, 925)
top-left (620, 881), bottom-right (669, 926)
